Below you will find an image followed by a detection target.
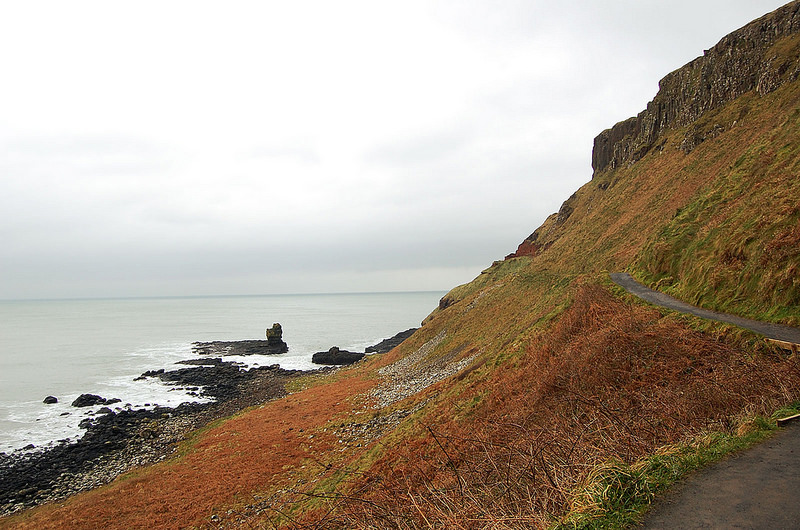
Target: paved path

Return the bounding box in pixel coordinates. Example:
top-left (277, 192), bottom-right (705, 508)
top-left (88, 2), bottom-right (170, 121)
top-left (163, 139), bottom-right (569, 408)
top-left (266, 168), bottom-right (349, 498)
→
top-left (640, 422), bottom-right (800, 529)
top-left (610, 273), bottom-right (800, 528)
top-left (610, 273), bottom-right (800, 344)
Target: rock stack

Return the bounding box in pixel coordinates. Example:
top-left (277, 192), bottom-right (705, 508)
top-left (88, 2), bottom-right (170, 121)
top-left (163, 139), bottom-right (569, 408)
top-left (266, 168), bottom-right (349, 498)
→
top-left (265, 323), bottom-right (289, 354)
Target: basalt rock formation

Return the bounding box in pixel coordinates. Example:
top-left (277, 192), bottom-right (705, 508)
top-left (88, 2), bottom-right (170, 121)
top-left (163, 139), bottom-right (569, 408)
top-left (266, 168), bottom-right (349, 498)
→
top-left (365, 328), bottom-right (418, 354)
top-left (592, 1), bottom-right (800, 176)
top-left (71, 394), bottom-right (121, 408)
top-left (312, 347), bottom-right (365, 365)
top-left (191, 322), bottom-right (289, 357)
top-left (511, 0), bottom-right (800, 260)
top-left (265, 323), bottom-right (288, 353)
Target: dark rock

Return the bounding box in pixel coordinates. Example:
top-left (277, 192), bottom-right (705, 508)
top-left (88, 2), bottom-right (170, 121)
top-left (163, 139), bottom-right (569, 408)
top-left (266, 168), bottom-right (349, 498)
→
top-left (439, 295), bottom-right (456, 311)
top-left (266, 322), bottom-right (283, 344)
top-left (266, 322), bottom-right (289, 353)
top-left (312, 347), bottom-right (365, 365)
top-left (71, 394), bottom-right (107, 408)
top-left (0, 344), bottom-right (314, 515)
top-left (592, 2), bottom-right (800, 176)
top-left (134, 368), bottom-right (165, 380)
top-left (175, 357), bottom-right (225, 366)
top-left (43, 396), bottom-right (58, 405)
top-left (366, 328), bottom-right (418, 354)
top-left (105, 398), bottom-right (121, 405)
top-left (191, 339), bottom-right (288, 356)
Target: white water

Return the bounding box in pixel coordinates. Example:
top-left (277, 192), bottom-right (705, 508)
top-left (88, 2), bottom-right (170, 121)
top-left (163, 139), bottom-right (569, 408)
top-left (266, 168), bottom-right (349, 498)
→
top-left (0, 291), bottom-right (442, 453)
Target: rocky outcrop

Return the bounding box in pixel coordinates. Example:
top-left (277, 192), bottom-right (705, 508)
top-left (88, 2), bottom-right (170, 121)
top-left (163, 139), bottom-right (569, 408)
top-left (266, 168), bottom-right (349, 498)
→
top-left (43, 396), bottom-right (58, 405)
top-left (265, 323), bottom-right (289, 352)
top-left (190, 324), bottom-right (288, 357)
top-left (192, 339), bottom-right (288, 356)
top-left (365, 328), bottom-right (418, 354)
top-left (1, 362), bottom-right (310, 516)
top-left (71, 394), bottom-right (120, 408)
top-left (312, 347), bottom-right (365, 365)
top-left (592, 1), bottom-right (800, 176)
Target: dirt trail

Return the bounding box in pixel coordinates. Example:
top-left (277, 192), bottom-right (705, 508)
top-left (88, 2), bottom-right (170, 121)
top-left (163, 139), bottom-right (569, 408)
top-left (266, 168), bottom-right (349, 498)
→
top-left (610, 273), bottom-right (800, 343)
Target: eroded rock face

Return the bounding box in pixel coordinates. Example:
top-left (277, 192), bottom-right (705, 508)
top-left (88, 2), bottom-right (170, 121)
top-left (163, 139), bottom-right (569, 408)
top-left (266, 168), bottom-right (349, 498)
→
top-left (592, 1), bottom-right (800, 176)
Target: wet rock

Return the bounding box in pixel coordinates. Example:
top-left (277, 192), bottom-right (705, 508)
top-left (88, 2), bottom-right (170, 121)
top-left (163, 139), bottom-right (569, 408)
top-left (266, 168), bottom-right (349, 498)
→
top-left (192, 339), bottom-right (288, 356)
top-left (134, 369), bottom-right (164, 381)
top-left (71, 394), bottom-right (107, 407)
top-left (312, 347), bottom-right (365, 365)
top-left (176, 357), bottom-right (226, 366)
top-left (1, 351), bottom-right (313, 517)
top-left (43, 396), bottom-right (58, 405)
top-left (365, 328), bottom-right (418, 354)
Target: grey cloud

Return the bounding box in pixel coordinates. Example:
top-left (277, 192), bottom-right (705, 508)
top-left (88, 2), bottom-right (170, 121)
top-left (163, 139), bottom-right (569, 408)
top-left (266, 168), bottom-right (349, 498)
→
top-left (1, 134), bottom-right (174, 176)
top-left (364, 127), bottom-right (473, 169)
top-left (246, 144), bottom-right (321, 164)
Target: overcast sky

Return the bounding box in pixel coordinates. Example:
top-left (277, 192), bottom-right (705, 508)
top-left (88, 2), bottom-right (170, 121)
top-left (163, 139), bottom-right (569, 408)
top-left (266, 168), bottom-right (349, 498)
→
top-left (0, 1), bottom-right (789, 299)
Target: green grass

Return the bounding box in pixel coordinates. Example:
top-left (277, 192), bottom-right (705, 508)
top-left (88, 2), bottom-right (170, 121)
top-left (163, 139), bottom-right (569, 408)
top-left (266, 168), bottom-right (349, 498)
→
top-left (555, 403), bottom-right (800, 529)
top-left (630, 81), bottom-right (800, 326)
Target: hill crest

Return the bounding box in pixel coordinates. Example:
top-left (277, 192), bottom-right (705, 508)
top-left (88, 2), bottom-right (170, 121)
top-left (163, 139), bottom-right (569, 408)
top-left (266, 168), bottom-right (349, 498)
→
top-left (592, 1), bottom-right (800, 175)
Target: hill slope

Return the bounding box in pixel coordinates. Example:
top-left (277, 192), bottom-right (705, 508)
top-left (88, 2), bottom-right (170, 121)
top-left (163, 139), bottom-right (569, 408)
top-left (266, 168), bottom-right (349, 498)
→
top-left (4, 2), bottom-right (800, 529)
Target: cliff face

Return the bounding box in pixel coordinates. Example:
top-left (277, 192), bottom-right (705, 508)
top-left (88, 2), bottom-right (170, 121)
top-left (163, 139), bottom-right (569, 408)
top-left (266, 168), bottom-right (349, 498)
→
top-left (592, 0), bottom-right (800, 176)
top-left (509, 0), bottom-right (800, 260)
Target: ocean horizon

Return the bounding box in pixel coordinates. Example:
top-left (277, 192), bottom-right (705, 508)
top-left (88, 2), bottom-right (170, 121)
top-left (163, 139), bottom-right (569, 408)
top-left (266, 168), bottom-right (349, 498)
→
top-left (0, 290), bottom-right (444, 453)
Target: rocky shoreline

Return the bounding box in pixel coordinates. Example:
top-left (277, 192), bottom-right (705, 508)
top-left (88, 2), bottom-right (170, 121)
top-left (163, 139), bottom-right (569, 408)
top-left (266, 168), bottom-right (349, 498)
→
top-left (0, 360), bottom-right (314, 517)
top-left (0, 327), bottom-right (417, 518)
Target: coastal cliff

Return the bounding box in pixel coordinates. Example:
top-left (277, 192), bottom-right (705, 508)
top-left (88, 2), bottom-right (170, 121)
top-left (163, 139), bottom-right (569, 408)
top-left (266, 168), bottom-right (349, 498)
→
top-left (4, 3), bottom-right (800, 529)
top-left (593, 1), bottom-right (800, 175)
top-left (513, 0), bottom-right (800, 262)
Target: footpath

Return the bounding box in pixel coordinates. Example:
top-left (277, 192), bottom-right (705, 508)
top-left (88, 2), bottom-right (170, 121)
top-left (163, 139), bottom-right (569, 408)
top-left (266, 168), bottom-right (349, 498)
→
top-left (610, 272), bottom-right (800, 529)
top-left (641, 421), bottom-right (800, 529)
top-left (610, 273), bottom-right (800, 343)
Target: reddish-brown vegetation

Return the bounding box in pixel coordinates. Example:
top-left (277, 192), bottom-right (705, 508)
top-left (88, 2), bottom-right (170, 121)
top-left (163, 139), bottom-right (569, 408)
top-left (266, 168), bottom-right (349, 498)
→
top-left (321, 285), bottom-right (800, 528)
top-left (2, 375), bottom-right (375, 529)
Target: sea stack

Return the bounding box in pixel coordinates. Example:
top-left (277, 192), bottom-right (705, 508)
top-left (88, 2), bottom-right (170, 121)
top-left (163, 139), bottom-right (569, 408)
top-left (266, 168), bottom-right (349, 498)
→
top-left (265, 323), bottom-right (289, 354)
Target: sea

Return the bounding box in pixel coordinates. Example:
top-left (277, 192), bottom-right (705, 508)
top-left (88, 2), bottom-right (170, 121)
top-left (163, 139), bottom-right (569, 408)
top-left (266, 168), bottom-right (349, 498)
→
top-left (0, 291), bottom-right (444, 454)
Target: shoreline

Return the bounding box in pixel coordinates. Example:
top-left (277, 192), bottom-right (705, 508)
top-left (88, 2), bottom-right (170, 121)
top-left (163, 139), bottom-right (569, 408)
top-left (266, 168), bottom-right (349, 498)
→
top-left (0, 362), bottom-right (315, 517)
top-left (0, 328), bottom-right (417, 517)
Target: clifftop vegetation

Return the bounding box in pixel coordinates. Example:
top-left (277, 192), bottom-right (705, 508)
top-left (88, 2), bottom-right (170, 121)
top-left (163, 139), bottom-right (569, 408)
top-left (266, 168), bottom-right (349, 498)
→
top-left (4, 2), bottom-right (800, 529)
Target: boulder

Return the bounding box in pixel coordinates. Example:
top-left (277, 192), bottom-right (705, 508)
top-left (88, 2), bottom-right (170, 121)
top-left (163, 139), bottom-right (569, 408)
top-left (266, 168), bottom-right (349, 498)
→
top-left (43, 396), bottom-right (58, 405)
top-left (71, 394), bottom-right (107, 408)
top-left (312, 347), bottom-right (365, 366)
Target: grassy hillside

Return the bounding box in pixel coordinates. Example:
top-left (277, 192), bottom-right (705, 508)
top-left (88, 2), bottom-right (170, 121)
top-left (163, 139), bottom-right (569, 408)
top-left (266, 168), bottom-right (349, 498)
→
top-left (4, 13), bottom-right (800, 530)
top-left (295, 33), bottom-right (800, 527)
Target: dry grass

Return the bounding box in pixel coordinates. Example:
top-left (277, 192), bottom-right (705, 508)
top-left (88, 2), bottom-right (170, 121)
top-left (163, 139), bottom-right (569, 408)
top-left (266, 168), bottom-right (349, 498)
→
top-left (317, 285), bottom-right (800, 529)
top-left (4, 33), bottom-right (800, 530)
top-left (1, 374), bottom-right (376, 530)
